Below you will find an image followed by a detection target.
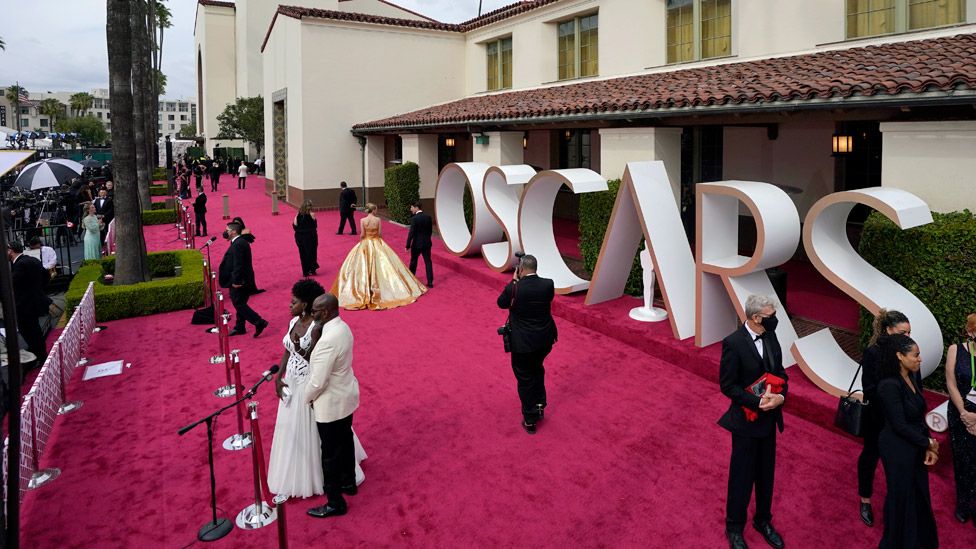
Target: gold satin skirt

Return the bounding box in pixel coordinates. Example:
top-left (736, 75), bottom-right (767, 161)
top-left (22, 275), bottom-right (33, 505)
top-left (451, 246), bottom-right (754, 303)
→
top-left (331, 236), bottom-right (427, 310)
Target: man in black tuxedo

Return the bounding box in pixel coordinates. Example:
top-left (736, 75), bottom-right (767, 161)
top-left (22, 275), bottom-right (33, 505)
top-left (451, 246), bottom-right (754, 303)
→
top-left (218, 222), bottom-right (268, 338)
top-left (94, 189), bottom-right (114, 243)
top-left (194, 191), bottom-right (208, 236)
top-left (718, 294), bottom-right (788, 549)
top-left (406, 201), bottom-right (433, 287)
top-left (210, 160), bottom-right (222, 192)
top-left (8, 242), bottom-right (52, 362)
top-left (496, 255), bottom-right (557, 434)
top-left (336, 181), bottom-right (357, 235)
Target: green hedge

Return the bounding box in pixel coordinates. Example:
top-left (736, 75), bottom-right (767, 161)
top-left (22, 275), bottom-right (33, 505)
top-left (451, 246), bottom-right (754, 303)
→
top-left (65, 250), bottom-right (204, 321)
top-left (384, 162), bottom-right (420, 224)
top-left (858, 210), bottom-right (976, 392)
top-left (579, 179), bottom-right (644, 296)
top-left (150, 201), bottom-right (169, 211)
top-left (152, 167), bottom-right (166, 181)
top-left (142, 208), bottom-right (177, 225)
top-left (150, 185), bottom-right (170, 196)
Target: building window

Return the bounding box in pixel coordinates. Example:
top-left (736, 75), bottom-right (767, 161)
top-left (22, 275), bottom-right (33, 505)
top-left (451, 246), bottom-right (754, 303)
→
top-left (559, 129), bottom-right (591, 169)
top-left (169, 124), bottom-right (175, 130)
top-left (181, 114), bottom-right (187, 121)
top-left (166, 102), bottom-right (175, 111)
top-left (847, 0), bottom-right (965, 38)
top-left (20, 119), bottom-right (29, 128)
top-left (557, 14), bottom-right (598, 80)
top-left (97, 112), bottom-right (103, 119)
top-left (666, 0), bottom-right (732, 64)
top-left (486, 37), bottom-right (513, 91)
top-left (20, 107), bottom-right (29, 115)
top-left (168, 114), bottom-right (175, 121)
top-left (40, 119), bottom-right (49, 127)
top-left (178, 103), bottom-right (188, 112)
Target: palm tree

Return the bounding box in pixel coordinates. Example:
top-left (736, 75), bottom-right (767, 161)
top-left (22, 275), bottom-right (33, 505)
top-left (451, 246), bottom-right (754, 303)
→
top-left (69, 92), bottom-right (95, 116)
top-left (108, 0), bottom-right (150, 284)
top-left (131, 0), bottom-right (152, 209)
top-left (39, 98), bottom-right (66, 131)
top-left (5, 85), bottom-right (27, 131)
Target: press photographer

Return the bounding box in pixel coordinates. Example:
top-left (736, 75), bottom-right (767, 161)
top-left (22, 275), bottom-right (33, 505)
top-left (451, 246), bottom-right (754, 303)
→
top-left (496, 254), bottom-right (557, 435)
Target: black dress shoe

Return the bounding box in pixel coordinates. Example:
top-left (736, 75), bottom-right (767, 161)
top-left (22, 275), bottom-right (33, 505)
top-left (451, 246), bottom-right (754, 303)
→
top-left (254, 320), bottom-right (269, 338)
top-left (726, 531), bottom-right (749, 549)
top-left (341, 484), bottom-right (358, 496)
top-left (860, 502), bottom-right (874, 526)
top-left (427, 281), bottom-right (433, 288)
top-left (752, 521), bottom-right (784, 549)
top-left (521, 421), bottom-right (537, 434)
top-left (228, 328), bottom-right (246, 337)
top-left (307, 503), bottom-right (347, 518)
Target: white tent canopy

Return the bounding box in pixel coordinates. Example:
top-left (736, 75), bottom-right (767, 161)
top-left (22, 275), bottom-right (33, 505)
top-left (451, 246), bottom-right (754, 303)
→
top-left (0, 150), bottom-right (37, 177)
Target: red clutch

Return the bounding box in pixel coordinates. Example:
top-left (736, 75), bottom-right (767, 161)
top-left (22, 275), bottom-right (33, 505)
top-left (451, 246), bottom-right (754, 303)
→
top-left (743, 373), bottom-right (786, 421)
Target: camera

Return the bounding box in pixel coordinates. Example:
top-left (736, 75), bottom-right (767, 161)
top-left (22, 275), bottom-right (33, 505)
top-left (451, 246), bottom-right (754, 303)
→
top-left (497, 324), bottom-right (512, 353)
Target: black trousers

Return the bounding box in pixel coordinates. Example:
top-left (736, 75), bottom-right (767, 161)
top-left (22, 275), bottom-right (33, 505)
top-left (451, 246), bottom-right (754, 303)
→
top-left (18, 311), bottom-right (46, 364)
top-left (409, 246), bottom-right (433, 284)
top-left (229, 287), bottom-right (263, 331)
top-left (195, 213), bottom-right (207, 236)
top-left (337, 210), bottom-right (356, 234)
top-left (726, 432), bottom-right (777, 533)
top-left (510, 345), bottom-right (550, 423)
top-left (238, 176), bottom-right (246, 189)
top-left (210, 175), bottom-right (219, 192)
top-left (317, 414), bottom-right (355, 508)
top-left (858, 405), bottom-right (883, 499)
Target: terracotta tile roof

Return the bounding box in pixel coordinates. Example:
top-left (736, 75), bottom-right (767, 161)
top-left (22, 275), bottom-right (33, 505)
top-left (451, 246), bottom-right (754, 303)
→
top-left (353, 33), bottom-right (976, 131)
top-left (198, 0), bottom-right (235, 8)
top-left (460, 0), bottom-right (563, 31)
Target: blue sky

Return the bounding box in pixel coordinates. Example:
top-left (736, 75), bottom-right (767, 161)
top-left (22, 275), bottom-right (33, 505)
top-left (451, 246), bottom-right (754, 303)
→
top-left (0, 0), bottom-right (514, 99)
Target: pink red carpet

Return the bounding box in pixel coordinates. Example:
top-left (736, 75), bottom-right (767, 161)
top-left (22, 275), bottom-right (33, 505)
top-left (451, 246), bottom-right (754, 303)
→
top-left (18, 175), bottom-right (970, 547)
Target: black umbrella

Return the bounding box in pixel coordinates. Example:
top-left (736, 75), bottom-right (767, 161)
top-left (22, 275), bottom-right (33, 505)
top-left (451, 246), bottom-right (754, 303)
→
top-left (14, 159), bottom-right (82, 191)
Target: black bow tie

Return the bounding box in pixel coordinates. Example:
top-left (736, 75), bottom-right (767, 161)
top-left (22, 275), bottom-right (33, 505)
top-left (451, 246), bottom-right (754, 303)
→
top-left (754, 333), bottom-right (766, 341)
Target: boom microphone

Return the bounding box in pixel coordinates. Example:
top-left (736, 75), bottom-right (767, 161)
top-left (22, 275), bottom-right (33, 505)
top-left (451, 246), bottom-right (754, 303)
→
top-left (200, 235), bottom-right (218, 249)
top-left (245, 365), bottom-right (281, 396)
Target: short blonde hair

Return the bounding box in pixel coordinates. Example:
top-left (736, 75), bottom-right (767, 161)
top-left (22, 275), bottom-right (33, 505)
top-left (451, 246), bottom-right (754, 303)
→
top-left (299, 199), bottom-right (313, 215)
top-left (365, 203), bottom-right (377, 214)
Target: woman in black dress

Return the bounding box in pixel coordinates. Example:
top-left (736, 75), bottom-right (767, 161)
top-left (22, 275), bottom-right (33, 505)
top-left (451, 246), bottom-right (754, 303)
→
top-left (858, 309), bottom-right (912, 526)
top-left (877, 334), bottom-right (939, 549)
top-left (293, 200), bottom-right (319, 277)
top-left (945, 313), bottom-right (976, 526)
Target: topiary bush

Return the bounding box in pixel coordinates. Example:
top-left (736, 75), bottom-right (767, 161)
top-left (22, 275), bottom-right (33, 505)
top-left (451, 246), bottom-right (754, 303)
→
top-left (65, 250), bottom-right (204, 321)
top-left (150, 185), bottom-right (170, 196)
top-left (142, 208), bottom-right (177, 225)
top-left (384, 161), bottom-right (420, 224)
top-left (149, 201), bottom-right (169, 211)
top-left (578, 179), bottom-right (643, 296)
top-left (858, 209), bottom-right (976, 392)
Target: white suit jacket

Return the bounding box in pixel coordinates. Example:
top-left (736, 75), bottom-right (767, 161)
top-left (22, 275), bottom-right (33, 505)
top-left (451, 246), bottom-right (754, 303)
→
top-left (306, 316), bottom-right (359, 423)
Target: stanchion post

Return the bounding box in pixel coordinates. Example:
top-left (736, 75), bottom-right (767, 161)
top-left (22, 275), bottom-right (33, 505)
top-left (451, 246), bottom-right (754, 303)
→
top-left (235, 401), bottom-right (276, 529)
top-left (222, 194), bottom-right (230, 220)
top-left (271, 193), bottom-right (279, 216)
top-left (273, 495), bottom-right (289, 549)
top-left (222, 351), bottom-right (252, 451)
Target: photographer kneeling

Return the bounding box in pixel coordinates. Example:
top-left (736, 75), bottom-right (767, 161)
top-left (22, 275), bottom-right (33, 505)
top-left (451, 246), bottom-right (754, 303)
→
top-left (497, 254), bottom-right (558, 434)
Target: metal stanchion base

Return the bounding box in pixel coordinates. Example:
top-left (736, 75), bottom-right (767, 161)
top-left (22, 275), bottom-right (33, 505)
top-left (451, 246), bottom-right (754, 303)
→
top-left (93, 326), bottom-right (108, 332)
top-left (58, 401), bottom-right (84, 415)
top-left (222, 432), bottom-right (252, 451)
top-left (197, 518), bottom-right (233, 542)
top-left (206, 326), bottom-right (219, 334)
top-left (236, 502), bottom-right (277, 530)
top-left (209, 355), bottom-right (225, 364)
top-left (214, 385), bottom-right (236, 398)
top-left (77, 358), bottom-right (89, 366)
top-left (28, 468), bottom-right (61, 489)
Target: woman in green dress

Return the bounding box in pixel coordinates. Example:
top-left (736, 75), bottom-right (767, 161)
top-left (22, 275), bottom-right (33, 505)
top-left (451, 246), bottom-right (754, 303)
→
top-left (82, 202), bottom-right (103, 260)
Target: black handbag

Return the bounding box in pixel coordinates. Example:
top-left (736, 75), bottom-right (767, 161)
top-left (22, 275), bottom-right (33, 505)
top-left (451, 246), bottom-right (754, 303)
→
top-left (835, 363), bottom-right (867, 437)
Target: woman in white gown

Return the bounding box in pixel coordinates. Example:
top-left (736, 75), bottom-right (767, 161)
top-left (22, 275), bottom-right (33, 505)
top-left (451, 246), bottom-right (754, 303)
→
top-left (268, 279), bottom-right (367, 498)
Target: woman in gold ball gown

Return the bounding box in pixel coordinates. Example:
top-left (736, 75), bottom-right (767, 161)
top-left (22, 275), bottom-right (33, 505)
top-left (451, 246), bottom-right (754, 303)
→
top-left (331, 203), bottom-right (427, 310)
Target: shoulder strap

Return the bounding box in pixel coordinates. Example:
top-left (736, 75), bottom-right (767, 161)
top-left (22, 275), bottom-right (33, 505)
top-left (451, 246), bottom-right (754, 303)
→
top-left (846, 361), bottom-right (863, 395)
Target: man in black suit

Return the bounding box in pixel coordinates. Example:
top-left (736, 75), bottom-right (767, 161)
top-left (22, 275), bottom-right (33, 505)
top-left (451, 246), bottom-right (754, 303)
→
top-left (718, 294), bottom-right (788, 549)
top-left (336, 181), bottom-right (357, 235)
top-left (94, 189), bottom-right (114, 243)
top-left (406, 201), bottom-right (433, 287)
top-left (210, 160), bottom-right (222, 192)
top-left (496, 255), bottom-right (557, 434)
top-left (8, 242), bottom-right (52, 362)
top-left (194, 191), bottom-right (208, 236)
top-left (218, 222), bottom-right (268, 338)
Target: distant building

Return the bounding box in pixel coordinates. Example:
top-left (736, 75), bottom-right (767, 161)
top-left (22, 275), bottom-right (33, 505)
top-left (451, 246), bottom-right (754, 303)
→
top-left (0, 87), bottom-right (196, 141)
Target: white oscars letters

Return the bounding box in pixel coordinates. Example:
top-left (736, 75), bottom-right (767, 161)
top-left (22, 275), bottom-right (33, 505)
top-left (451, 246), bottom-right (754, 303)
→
top-left (433, 161), bottom-right (939, 394)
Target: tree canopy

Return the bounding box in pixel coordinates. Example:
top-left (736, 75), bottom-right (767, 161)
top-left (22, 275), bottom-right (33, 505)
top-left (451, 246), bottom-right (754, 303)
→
top-left (55, 115), bottom-right (108, 146)
top-left (39, 98), bottom-right (67, 128)
top-left (217, 96), bottom-right (264, 153)
top-left (70, 92), bottom-right (95, 115)
top-left (178, 122), bottom-right (196, 139)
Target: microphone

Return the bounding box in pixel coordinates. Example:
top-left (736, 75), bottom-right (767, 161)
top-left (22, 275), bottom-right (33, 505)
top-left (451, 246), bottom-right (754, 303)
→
top-left (199, 235), bottom-right (217, 249)
top-left (245, 365), bottom-right (280, 396)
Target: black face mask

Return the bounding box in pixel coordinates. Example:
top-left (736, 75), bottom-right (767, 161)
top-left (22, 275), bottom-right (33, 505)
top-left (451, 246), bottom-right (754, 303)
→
top-left (760, 314), bottom-right (779, 333)
top-left (222, 230), bottom-right (230, 240)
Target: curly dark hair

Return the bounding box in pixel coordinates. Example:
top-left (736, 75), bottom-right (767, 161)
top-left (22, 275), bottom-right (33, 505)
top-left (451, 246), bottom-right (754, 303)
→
top-left (291, 279), bottom-right (325, 315)
top-left (879, 333), bottom-right (917, 379)
top-left (869, 309), bottom-right (910, 346)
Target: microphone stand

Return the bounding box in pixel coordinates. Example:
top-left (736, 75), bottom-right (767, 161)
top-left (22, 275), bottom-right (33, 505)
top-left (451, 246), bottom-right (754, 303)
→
top-left (177, 371), bottom-right (275, 542)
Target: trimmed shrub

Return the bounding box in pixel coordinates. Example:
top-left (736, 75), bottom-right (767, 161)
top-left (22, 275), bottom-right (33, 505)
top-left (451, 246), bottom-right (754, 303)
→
top-left (149, 201), bottom-right (169, 211)
top-left (152, 167), bottom-right (166, 181)
top-left (142, 208), bottom-right (177, 225)
top-left (578, 179), bottom-right (643, 296)
top-left (65, 250), bottom-right (204, 321)
top-left (384, 162), bottom-right (420, 224)
top-left (858, 209), bottom-right (976, 392)
top-left (150, 185), bottom-right (170, 196)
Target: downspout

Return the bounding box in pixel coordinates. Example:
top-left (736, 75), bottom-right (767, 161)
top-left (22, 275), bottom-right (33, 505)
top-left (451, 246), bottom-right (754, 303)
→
top-left (358, 135), bottom-right (367, 206)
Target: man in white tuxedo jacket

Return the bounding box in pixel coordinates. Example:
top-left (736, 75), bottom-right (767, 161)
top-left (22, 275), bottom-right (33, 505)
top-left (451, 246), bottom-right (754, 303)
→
top-left (306, 293), bottom-right (360, 518)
